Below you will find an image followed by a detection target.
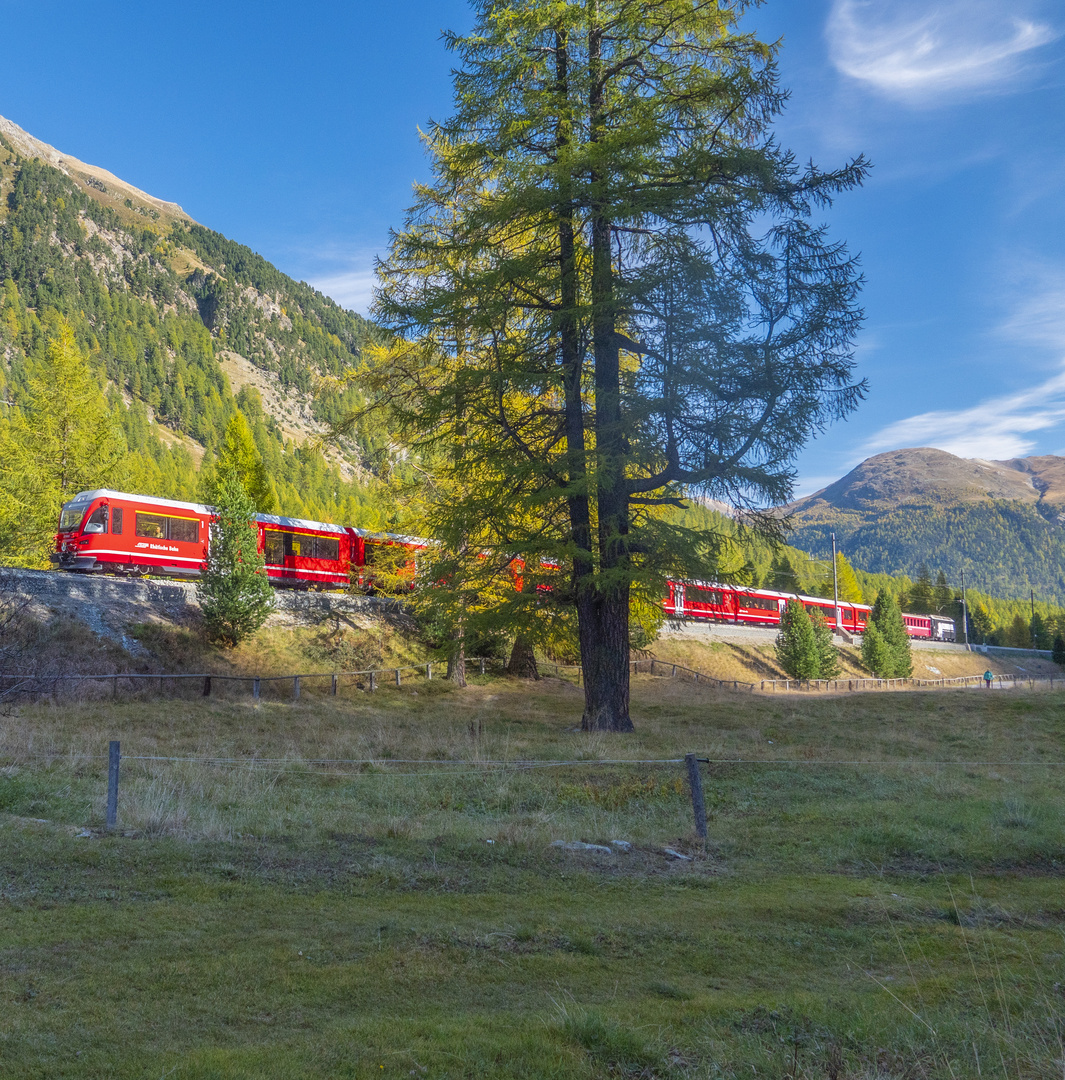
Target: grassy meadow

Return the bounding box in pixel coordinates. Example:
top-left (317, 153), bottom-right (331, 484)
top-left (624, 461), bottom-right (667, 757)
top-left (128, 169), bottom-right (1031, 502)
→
top-left (3, 671), bottom-right (1065, 1078)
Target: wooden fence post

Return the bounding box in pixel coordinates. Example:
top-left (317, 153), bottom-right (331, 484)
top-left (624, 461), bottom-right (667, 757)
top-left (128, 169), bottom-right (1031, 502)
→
top-left (369, 671), bottom-right (377, 692)
top-left (253, 678), bottom-right (260, 701)
top-left (332, 674), bottom-right (338, 696)
top-left (685, 753), bottom-right (708, 841)
top-left (426, 663), bottom-right (432, 681)
top-left (106, 740), bottom-right (120, 831)
top-left (479, 658), bottom-right (486, 676)
top-left (202, 676), bottom-right (212, 697)
top-left (293, 676), bottom-right (300, 701)
top-left (395, 668), bottom-right (401, 687)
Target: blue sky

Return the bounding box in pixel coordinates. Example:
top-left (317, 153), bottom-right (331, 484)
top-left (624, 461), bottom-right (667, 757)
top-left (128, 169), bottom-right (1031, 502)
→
top-left (2, 0), bottom-right (1063, 496)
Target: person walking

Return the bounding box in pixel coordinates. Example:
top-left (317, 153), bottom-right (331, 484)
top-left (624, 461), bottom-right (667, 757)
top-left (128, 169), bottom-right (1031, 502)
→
top-left (984, 669), bottom-right (994, 689)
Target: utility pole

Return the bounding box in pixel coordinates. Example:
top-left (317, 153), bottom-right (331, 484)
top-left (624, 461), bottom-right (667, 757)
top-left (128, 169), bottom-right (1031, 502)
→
top-left (1031, 588), bottom-right (1036, 621)
top-left (831, 533), bottom-right (841, 635)
top-left (960, 568), bottom-right (970, 651)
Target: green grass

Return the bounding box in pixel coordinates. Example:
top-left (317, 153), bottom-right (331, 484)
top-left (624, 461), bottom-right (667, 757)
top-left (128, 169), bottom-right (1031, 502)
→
top-left (3, 677), bottom-right (1065, 1077)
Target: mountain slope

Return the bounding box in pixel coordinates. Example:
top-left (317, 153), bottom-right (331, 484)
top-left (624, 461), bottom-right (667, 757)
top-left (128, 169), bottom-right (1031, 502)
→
top-left (784, 448), bottom-right (1065, 602)
top-left (793, 448), bottom-right (1065, 516)
top-left (0, 114), bottom-right (389, 525)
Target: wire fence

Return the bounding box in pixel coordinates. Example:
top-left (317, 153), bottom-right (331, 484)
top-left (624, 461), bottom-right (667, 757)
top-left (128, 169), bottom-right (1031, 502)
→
top-left (13, 741), bottom-right (1065, 839)
top-left (0, 656), bottom-right (1060, 702)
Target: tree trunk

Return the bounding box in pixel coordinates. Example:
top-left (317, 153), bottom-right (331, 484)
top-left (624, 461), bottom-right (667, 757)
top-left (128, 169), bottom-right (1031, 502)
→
top-left (507, 634), bottom-right (540, 679)
top-left (447, 626), bottom-right (467, 687)
top-left (447, 650), bottom-right (467, 687)
top-left (578, 9), bottom-right (632, 733)
top-left (578, 591), bottom-right (633, 731)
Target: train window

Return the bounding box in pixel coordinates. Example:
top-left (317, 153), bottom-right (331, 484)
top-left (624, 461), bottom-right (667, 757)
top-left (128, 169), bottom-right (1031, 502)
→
top-left (363, 542), bottom-right (377, 566)
top-left (86, 506), bottom-right (108, 530)
top-left (692, 588), bottom-right (723, 606)
top-left (59, 507), bottom-right (85, 531)
top-left (136, 513), bottom-right (199, 542)
top-left (170, 518), bottom-right (199, 543)
top-left (743, 595), bottom-right (777, 611)
top-left (111, 507), bottom-right (123, 534)
top-left (283, 532), bottom-right (302, 557)
top-left (314, 536), bottom-right (340, 561)
top-left (136, 513), bottom-right (167, 539)
top-left (263, 531), bottom-right (283, 564)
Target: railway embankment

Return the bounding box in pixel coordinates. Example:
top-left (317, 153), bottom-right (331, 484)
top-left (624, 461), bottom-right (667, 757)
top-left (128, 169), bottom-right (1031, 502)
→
top-left (0, 567), bottom-right (397, 651)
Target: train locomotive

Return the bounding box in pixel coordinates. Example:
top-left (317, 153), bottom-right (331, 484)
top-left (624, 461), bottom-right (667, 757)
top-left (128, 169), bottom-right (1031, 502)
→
top-left (52, 489), bottom-right (425, 591)
top-left (52, 488), bottom-right (955, 641)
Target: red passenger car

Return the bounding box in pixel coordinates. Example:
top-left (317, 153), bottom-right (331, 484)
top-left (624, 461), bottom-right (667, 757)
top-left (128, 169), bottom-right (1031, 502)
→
top-left (256, 514), bottom-right (352, 587)
top-left (348, 527), bottom-right (429, 592)
top-left (663, 580), bottom-right (872, 635)
top-left (53, 489), bottom-right (211, 576)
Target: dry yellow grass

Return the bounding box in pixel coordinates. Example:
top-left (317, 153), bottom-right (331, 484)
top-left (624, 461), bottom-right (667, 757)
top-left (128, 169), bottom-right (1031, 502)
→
top-left (647, 635), bottom-right (1060, 684)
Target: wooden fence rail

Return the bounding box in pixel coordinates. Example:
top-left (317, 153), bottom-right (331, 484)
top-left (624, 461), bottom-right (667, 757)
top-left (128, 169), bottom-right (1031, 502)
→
top-left (1, 659), bottom-right (1060, 702)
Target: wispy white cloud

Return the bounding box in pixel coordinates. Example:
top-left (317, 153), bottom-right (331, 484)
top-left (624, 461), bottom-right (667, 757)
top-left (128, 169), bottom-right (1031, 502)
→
top-left (827, 0), bottom-right (1057, 102)
top-left (307, 266), bottom-right (377, 315)
top-left (996, 262), bottom-right (1065, 350)
top-left (861, 366), bottom-right (1065, 460)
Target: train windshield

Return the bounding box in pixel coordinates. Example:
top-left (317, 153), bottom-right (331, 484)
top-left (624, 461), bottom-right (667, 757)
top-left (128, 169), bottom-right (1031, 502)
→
top-left (59, 506), bottom-right (86, 532)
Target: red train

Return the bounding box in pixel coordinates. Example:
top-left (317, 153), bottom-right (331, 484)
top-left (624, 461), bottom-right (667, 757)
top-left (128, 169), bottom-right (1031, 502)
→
top-left (663, 580), bottom-right (955, 642)
top-left (51, 489), bottom-right (425, 591)
top-left (52, 488), bottom-right (955, 641)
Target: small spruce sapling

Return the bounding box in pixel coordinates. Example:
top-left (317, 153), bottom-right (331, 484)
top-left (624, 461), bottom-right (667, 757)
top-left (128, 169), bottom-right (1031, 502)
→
top-left (1052, 635), bottom-right (1065, 668)
top-left (811, 612), bottom-right (841, 679)
top-left (868, 591), bottom-right (912, 678)
top-left (860, 622), bottom-right (893, 677)
top-left (775, 600), bottom-right (820, 680)
top-left (197, 465), bottom-right (274, 647)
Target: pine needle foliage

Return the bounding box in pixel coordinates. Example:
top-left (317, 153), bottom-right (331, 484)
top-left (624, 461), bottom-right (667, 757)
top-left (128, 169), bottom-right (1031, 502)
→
top-left (862, 591), bottom-right (912, 677)
top-left (860, 622), bottom-right (892, 677)
top-left (197, 467), bottom-right (274, 647)
top-left (811, 611), bottom-right (841, 679)
top-left (834, 553), bottom-right (864, 604)
top-left (364, 0), bottom-right (868, 731)
top-left (0, 321), bottom-right (128, 565)
top-left (1052, 635), bottom-right (1065, 668)
top-left (775, 600), bottom-right (820, 679)
top-left (203, 413), bottom-right (278, 513)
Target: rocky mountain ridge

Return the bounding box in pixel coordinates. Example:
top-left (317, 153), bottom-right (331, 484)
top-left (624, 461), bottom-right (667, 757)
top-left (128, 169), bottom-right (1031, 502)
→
top-left (0, 114), bottom-right (193, 226)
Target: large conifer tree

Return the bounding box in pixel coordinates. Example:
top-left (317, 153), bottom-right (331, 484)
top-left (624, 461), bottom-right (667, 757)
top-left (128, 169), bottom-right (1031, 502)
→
top-left (368, 0), bottom-right (868, 730)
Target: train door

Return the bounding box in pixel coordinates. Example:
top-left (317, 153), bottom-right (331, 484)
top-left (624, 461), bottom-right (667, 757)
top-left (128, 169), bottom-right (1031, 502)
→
top-left (283, 531), bottom-right (305, 578)
top-left (674, 583), bottom-right (686, 617)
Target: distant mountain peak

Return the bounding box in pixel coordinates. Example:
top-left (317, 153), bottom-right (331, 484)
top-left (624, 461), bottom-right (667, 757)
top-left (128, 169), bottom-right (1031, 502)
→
top-left (792, 447), bottom-right (1065, 515)
top-left (0, 113), bottom-right (194, 225)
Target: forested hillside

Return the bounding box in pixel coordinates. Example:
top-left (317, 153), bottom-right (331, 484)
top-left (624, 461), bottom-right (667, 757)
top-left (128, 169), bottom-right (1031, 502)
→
top-left (788, 501), bottom-right (1065, 606)
top-left (780, 448), bottom-right (1065, 607)
top-left (0, 127), bottom-right (392, 552)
